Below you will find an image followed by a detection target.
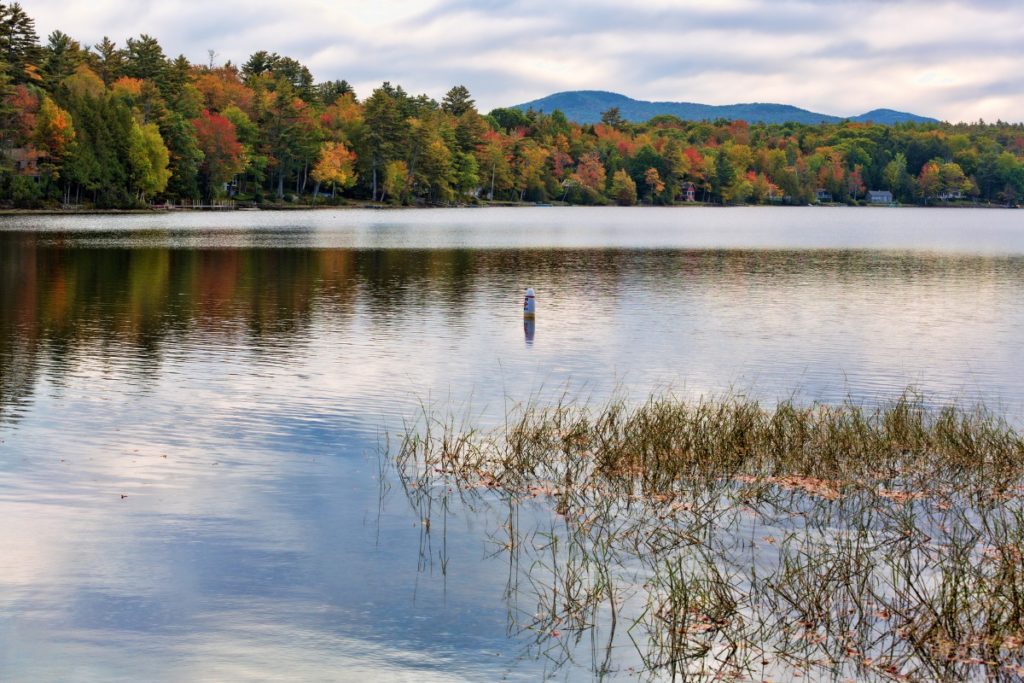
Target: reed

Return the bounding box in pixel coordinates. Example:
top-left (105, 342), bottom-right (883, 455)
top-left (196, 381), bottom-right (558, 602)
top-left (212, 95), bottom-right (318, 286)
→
top-left (388, 392), bottom-right (1024, 681)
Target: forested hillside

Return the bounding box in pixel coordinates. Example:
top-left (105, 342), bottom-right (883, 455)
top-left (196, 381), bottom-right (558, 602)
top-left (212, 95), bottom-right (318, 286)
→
top-left (510, 91), bottom-right (936, 126)
top-left (1, 2), bottom-right (1022, 209)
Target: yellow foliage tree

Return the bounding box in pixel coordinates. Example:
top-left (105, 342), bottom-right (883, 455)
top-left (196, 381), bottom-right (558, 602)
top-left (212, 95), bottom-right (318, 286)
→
top-left (611, 169), bottom-right (637, 206)
top-left (33, 96), bottom-right (76, 181)
top-left (311, 141), bottom-right (358, 199)
top-left (382, 160), bottom-right (409, 204)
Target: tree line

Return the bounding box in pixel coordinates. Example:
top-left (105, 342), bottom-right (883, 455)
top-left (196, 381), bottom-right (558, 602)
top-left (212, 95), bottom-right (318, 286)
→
top-left (1, 1), bottom-right (1023, 209)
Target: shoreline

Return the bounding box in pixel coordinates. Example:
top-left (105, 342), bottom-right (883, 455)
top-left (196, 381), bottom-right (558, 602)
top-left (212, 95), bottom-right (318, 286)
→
top-left (0, 200), bottom-right (1016, 216)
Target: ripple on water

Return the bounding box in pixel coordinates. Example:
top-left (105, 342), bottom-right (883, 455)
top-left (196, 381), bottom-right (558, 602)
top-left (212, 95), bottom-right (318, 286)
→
top-left (3, 211), bottom-right (1024, 679)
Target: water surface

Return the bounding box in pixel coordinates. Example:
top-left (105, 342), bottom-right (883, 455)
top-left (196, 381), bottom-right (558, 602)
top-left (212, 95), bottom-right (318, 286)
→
top-left (2, 207), bottom-right (1023, 680)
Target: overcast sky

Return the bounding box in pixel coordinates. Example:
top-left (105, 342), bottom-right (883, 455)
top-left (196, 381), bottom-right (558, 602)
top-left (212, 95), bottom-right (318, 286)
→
top-left (24, 0), bottom-right (1024, 121)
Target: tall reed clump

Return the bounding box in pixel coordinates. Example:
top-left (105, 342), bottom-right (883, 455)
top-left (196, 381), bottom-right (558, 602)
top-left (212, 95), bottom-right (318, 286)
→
top-left (390, 392), bottom-right (1024, 681)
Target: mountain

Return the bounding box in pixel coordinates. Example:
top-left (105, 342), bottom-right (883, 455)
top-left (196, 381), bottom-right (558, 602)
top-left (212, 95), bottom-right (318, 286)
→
top-left (508, 91), bottom-right (938, 125)
top-left (848, 108), bottom-right (936, 125)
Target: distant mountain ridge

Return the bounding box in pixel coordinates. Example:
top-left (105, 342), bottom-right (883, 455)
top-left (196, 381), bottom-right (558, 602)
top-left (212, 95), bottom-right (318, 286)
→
top-left (509, 91), bottom-right (937, 125)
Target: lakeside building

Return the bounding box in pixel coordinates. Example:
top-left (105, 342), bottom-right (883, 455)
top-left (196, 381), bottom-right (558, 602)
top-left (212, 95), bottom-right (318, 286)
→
top-left (867, 190), bottom-right (894, 204)
top-left (6, 147), bottom-right (41, 177)
top-left (682, 182), bottom-right (696, 202)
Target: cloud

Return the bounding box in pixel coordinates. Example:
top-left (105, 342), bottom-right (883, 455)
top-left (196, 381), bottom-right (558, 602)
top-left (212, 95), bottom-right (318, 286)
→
top-left (24, 0), bottom-right (1024, 121)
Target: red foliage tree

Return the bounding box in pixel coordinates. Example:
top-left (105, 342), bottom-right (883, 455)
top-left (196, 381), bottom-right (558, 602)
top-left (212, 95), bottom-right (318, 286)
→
top-left (192, 109), bottom-right (244, 198)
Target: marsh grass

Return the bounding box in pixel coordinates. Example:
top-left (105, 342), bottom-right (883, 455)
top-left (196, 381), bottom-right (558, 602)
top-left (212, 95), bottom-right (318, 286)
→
top-left (388, 392), bottom-right (1024, 681)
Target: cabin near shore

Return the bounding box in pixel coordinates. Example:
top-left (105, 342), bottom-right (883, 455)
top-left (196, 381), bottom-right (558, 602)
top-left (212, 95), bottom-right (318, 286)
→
top-left (682, 182), bottom-right (696, 202)
top-left (7, 148), bottom-right (41, 178)
top-left (867, 190), bottom-right (894, 204)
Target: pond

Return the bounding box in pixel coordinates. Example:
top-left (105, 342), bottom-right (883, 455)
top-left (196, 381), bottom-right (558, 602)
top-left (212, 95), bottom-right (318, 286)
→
top-left (1, 206), bottom-right (1023, 680)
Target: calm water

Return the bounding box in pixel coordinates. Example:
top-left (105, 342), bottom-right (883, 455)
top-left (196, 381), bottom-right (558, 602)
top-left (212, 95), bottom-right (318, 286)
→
top-left (1, 207), bottom-right (1023, 681)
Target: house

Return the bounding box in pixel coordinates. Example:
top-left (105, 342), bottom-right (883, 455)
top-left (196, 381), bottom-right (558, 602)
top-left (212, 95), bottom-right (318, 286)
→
top-left (867, 190), bottom-right (894, 204)
top-left (682, 182), bottom-right (696, 202)
top-left (815, 188), bottom-right (832, 202)
top-left (938, 190), bottom-right (964, 201)
top-left (6, 147), bottom-right (42, 177)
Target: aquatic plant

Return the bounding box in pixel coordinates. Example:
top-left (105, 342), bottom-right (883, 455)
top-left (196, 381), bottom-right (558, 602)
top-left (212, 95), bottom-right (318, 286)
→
top-left (388, 392), bottom-right (1024, 681)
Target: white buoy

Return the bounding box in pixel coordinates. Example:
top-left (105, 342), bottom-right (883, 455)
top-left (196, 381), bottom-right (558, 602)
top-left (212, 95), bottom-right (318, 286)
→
top-left (523, 287), bottom-right (536, 318)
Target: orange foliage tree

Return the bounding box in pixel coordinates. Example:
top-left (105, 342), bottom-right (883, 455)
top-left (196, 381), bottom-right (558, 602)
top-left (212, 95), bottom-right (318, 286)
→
top-left (311, 141), bottom-right (357, 198)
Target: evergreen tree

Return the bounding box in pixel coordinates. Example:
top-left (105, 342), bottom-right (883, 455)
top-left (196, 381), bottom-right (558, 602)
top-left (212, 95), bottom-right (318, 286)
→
top-left (360, 84), bottom-right (407, 200)
top-left (123, 34), bottom-right (168, 92)
top-left (0, 2), bottom-right (39, 83)
top-left (92, 37), bottom-right (123, 86)
top-left (42, 30), bottom-right (84, 89)
top-left (316, 79), bottom-right (354, 106)
top-left (441, 85), bottom-right (474, 117)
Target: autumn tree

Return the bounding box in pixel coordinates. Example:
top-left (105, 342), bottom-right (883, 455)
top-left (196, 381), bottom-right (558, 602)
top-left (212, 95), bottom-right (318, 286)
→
top-left (572, 151), bottom-right (606, 192)
top-left (60, 64), bottom-right (104, 99)
top-left (311, 140), bottom-right (356, 198)
top-left (194, 66), bottom-right (254, 114)
top-left (917, 161), bottom-right (941, 202)
top-left (2, 82), bottom-right (37, 145)
top-left (33, 96), bottom-right (75, 181)
top-left (643, 167), bottom-right (665, 203)
top-left (382, 159), bottom-right (408, 203)
top-left (937, 161), bottom-right (973, 198)
top-left (419, 137), bottom-right (454, 200)
top-left (475, 130), bottom-right (512, 200)
top-left (7, 0), bottom-right (1024, 209)
top-left (513, 139), bottom-right (548, 201)
top-left (748, 171), bottom-right (779, 203)
top-left (127, 119), bottom-right (170, 200)
top-left (845, 165), bottom-right (865, 201)
top-left (610, 168), bottom-right (637, 205)
top-left (221, 104), bottom-right (264, 194)
top-left (320, 92), bottom-right (362, 142)
top-left (192, 109), bottom-right (243, 201)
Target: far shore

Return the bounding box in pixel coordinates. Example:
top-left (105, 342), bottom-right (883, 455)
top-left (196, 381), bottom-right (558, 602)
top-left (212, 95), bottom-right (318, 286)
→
top-left (0, 200), bottom-right (1017, 216)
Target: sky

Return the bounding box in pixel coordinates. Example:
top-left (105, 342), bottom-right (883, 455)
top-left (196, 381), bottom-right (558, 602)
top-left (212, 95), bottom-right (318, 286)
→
top-left (24, 0), bottom-right (1024, 122)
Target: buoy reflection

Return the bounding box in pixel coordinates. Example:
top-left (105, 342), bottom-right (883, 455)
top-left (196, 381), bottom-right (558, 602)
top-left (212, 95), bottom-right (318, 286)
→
top-left (524, 318), bottom-right (535, 345)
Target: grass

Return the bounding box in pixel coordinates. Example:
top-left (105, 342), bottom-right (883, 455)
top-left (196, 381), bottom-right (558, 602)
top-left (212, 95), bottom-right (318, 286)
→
top-left (387, 392), bottom-right (1024, 681)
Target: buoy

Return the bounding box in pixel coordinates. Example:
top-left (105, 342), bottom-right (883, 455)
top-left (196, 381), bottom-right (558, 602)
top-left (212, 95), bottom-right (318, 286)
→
top-left (524, 318), bottom-right (535, 345)
top-left (523, 287), bottom-right (536, 318)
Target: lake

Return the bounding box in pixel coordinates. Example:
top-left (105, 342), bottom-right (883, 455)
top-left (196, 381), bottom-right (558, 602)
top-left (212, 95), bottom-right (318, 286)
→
top-left (1, 206), bottom-right (1023, 681)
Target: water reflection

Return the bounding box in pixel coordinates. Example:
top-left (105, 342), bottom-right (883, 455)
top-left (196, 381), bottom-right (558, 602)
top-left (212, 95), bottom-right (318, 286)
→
top-left (390, 396), bottom-right (1024, 681)
top-left (4, 231), bottom-right (1024, 428)
top-left (3, 219), bottom-right (1024, 680)
top-left (524, 318), bottom-right (535, 346)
